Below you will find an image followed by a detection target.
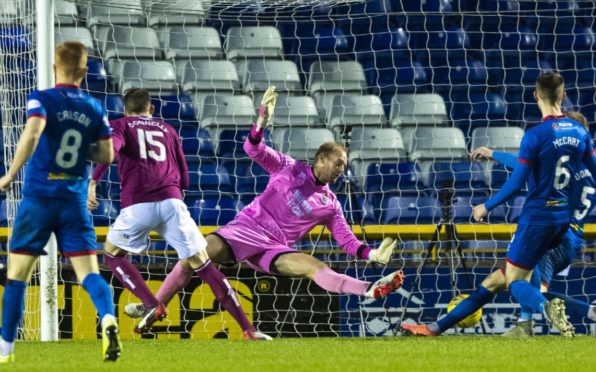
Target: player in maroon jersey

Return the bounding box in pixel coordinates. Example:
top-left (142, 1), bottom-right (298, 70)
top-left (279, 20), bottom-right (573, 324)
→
top-left (89, 89), bottom-right (269, 340)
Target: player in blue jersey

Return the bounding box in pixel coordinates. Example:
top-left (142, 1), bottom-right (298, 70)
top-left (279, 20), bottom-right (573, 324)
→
top-left (0, 42), bottom-right (122, 363)
top-left (402, 111), bottom-right (596, 337)
top-left (471, 72), bottom-right (596, 338)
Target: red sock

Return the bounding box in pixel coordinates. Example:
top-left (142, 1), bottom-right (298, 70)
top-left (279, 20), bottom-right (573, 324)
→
top-left (104, 252), bottom-right (158, 308)
top-left (195, 261), bottom-right (254, 332)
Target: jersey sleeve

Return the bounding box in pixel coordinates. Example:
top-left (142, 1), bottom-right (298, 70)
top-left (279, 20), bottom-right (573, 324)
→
top-left (517, 130), bottom-right (538, 166)
top-left (26, 91), bottom-right (47, 120)
top-left (92, 100), bottom-right (112, 141)
top-left (324, 199), bottom-right (367, 258)
top-left (243, 124), bottom-right (295, 175)
top-left (109, 119), bottom-right (125, 153)
top-left (492, 151), bottom-right (518, 169)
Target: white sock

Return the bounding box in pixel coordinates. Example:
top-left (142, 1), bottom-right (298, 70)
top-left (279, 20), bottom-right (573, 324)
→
top-left (589, 306), bottom-right (596, 322)
top-left (0, 338), bottom-right (14, 356)
top-left (100, 314), bottom-right (116, 329)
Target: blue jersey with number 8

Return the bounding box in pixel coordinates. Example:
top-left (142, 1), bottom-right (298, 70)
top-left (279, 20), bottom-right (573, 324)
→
top-left (518, 115), bottom-right (593, 224)
top-left (23, 84), bottom-right (111, 199)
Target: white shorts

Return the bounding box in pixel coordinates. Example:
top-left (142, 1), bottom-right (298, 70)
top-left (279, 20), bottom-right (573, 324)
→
top-left (107, 198), bottom-right (207, 259)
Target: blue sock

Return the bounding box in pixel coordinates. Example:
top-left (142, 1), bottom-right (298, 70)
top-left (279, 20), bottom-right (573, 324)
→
top-left (544, 291), bottom-right (590, 318)
top-left (1, 280), bottom-right (27, 343)
top-left (82, 273), bottom-right (115, 320)
top-left (509, 280), bottom-right (547, 313)
top-left (519, 269), bottom-right (543, 321)
top-left (434, 286), bottom-right (494, 333)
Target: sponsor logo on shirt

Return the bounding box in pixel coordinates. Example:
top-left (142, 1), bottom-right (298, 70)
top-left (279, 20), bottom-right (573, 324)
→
top-left (47, 172), bottom-right (81, 180)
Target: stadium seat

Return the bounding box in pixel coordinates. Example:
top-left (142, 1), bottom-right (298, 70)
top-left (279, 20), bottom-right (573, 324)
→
top-left (85, 1), bottom-right (146, 30)
top-left (152, 94), bottom-right (195, 121)
top-left (310, 60), bottom-right (370, 120)
top-left (407, 127), bottom-right (468, 161)
top-left (283, 128), bottom-right (336, 161)
top-left (470, 127), bottom-right (524, 153)
top-left (327, 95), bottom-right (386, 139)
top-left (432, 59), bottom-right (488, 92)
top-left (198, 95), bottom-right (254, 130)
top-left (102, 27), bottom-right (162, 60)
top-left (348, 127), bottom-right (406, 183)
top-left (91, 199), bottom-right (119, 226)
top-left (364, 162), bottom-right (421, 195)
top-left (83, 60), bottom-right (109, 92)
top-left (161, 26), bottom-right (223, 60)
top-left (424, 161), bottom-right (488, 196)
top-left (213, 128), bottom-right (271, 161)
top-left (334, 0), bottom-right (394, 33)
top-left (390, 93), bottom-right (448, 129)
top-left (289, 25), bottom-right (351, 79)
top-left (54, 0), bottom-right (78, 25)
top-left (146, 1), bottom-right (205, 28)
top-left (187, 163), bottom-right (233, 195)
top-left (241, 60), bottom-right (302, 95)
top-left (55, 27), bottom-right (95, 56)
top-left (0, 2), bottom-right (20, 24)
top-left (449, 92), bottom-right (507, 133)
top-left (418, 26), bottom-right (469, 65)
top-left (179, 127), bottom-right (215, 160)
top-left (401, 0), bottom-right (456, 31)
top-left (232, 161), bottom-right (270, 196)
top-left (450, 195), bottom-right (486, 223)
top-left (225, 26), bottom-right (283, 60)
top-left (93, 93), bottom-right (124, 120)
top-left (119, 61), bottom-right (177, 94)
top-left (181, 60), bottom-right (239, 94)
top-left (191, 196), bottom-right (238, 226)
top-left (381, 195), bottom-right (438, 225)
top-left (269, 95), bottom-right (320, 127)
top-left (0, 199), bottom-right (7, 227)
top-left (308, 61), bottom-right (367, 109)
top-left (0, 26), bottom-right (32, 53)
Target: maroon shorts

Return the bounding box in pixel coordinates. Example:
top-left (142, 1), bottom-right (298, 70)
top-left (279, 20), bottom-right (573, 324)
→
top-left (213, 216), bottom-right (297, 274)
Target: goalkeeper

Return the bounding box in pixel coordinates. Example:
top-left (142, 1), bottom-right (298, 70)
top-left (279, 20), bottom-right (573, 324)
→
top-left (125, 86), bottom-right (403, 327)
top-left (402, 111), bottom-right (596, 337)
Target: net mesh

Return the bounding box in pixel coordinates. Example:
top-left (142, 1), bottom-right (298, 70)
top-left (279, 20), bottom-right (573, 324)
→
top-left (1, 0), bottom-right (596, 339)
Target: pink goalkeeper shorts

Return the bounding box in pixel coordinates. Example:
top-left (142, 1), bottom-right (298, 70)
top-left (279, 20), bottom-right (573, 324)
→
top-left (213, 215), bottom-right (297, 274)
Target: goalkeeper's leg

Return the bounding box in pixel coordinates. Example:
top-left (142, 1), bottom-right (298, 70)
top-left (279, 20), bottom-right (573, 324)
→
top-left (273, 252), bottom-right (403, 299)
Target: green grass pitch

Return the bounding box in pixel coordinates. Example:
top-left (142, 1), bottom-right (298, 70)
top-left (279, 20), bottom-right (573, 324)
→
top-left (6, 336), bottom-right (596, 371)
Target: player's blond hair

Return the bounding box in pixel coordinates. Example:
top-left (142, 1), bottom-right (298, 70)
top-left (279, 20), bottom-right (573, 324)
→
top-left (567, 111), bottom-right (589, 131)
top-left (314, 142), bottom-right (347, 163)
top-left (55, 41), bottom-right (87, 79)
top-left (535, 72), bottom-right (565, 104)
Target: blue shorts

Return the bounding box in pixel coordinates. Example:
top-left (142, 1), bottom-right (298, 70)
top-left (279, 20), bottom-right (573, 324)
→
top-left (536, 229), bottom-right (583, 286)
top-left (10, 196), bottom-right (97, 257)
top-left (506, 223), bottom-right (568, 270)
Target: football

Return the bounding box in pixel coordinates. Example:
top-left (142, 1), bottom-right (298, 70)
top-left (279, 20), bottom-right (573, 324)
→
top-left (447, 294), bottom-right (483, 328)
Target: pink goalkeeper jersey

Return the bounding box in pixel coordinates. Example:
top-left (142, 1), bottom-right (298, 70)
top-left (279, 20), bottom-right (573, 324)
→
top-left (92, 116), bottom-right (189, 208)
top-left (239, 130), bottom-right (365, 258)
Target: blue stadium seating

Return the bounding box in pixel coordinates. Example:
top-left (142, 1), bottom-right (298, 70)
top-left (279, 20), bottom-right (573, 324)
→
top-left (401, 0), bottom-right (457, 31)
top-left (83, 60), bottom-right (108, 92)
top-left (364, 162), bottom-right (421, 195)
top-left (0, 199), bottom-right (7, 227)
top-left (152, 94), bottom-right (195, 122)
top-left (190, 196), bottom-right (239, 226)
top-left (179, 127), bottom-right (215, 161)
top-left (187, 163), bottom-right (233, 196)
top-left (425, 161), bottom-right (487, 197)
top-left (91, 199), bottom-right (119, 226)
top-left (449, 92), bottom-right (507, 132)
top-left (381, 195), bottom-right (438, 225)
top-left (0, 26), bottom-right (32, 52)
top-left (93, 93), bottom-right (124, 120)
top-left (231, 161), bottom-right (269, 195)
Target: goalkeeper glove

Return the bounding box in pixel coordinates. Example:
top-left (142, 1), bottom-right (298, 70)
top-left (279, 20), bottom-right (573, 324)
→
top-left (368, 237), bottom-right (396, 265)
top-left (256, 85), bottom-right (277, 131)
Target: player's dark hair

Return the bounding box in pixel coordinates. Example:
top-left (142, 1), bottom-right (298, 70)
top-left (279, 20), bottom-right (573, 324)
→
top-left (314, 142), bottom-right (347, 163)
top-left (567, 111), bottom-right (589, 131)
top-left (124, 89), bottom-right (151, 114)
top-left (536, 72), bottom-right (565, 104)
